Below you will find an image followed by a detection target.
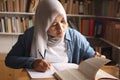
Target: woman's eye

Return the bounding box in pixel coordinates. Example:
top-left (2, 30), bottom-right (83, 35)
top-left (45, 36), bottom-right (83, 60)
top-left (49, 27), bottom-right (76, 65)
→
top-left (52, 22), bottom-right (57, 26)
top-left (61, 19), bottom-right (66, 23)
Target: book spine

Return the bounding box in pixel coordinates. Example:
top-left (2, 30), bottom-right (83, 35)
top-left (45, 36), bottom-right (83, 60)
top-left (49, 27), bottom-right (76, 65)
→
top-left (89, 19), bottom-right (94, 36)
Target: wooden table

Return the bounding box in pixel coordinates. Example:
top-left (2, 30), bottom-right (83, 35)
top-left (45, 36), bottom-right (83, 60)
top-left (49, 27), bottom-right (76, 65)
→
top-left (16, 66), bottom-right (119, 80)
top-left (0, 54), bottom-right (119, 80)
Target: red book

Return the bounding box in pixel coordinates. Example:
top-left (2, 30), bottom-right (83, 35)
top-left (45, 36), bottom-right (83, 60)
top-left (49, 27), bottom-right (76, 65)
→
top-left (89, 19), bottom-right (94, 36)
top-left (79, 18), bottom-right (83, 33)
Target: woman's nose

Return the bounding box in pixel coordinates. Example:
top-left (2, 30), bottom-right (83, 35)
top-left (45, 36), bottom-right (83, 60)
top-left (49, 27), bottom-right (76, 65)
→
top-left (56, 23), bottom-right (62, 30)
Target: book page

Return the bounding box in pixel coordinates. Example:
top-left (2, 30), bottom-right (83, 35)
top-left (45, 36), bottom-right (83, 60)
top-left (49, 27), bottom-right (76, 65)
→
top-left (53, 63), bottom-right (86, 80)
top-left (95, 69), bottom-right (118, 80)
top-left (78, 57), bottom-right (111, 80)
top-left (26, 63), bottom-right (78, 79)
top-left (54, 68), bottom-right (90, 80)
top-left (54, 69), bottom-right (81, 80)
top-left (52, 63), bottom-right (78, 71)
top-left (26, 65), bottom-right (56, 78)
top-left (53, 58), bottom-right (117, 80)
top-left (54, 68), bottom-right (118, 80)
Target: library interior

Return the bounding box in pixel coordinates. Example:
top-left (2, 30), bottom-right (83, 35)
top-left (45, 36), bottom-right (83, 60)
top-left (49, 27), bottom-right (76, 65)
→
top-left (0, 0), bottom-right (120, 80)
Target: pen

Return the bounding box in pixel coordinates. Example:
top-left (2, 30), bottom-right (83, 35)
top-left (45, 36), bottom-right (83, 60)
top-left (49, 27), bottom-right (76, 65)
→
top-left (38, 49), bottom-right (51, 69)
top-left (38, 49), bottom-right (45, 59)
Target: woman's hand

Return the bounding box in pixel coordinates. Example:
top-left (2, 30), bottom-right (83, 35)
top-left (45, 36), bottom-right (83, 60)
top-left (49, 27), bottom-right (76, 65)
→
top-left (32, 59), bottom-right (51, 72)
top-left (94, 52), bottom-right (106, 58)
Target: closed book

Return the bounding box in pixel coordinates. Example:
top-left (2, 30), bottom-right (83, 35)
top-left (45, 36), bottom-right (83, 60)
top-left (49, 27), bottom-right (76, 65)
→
top-left (89, 19), bottom-right (94, 36)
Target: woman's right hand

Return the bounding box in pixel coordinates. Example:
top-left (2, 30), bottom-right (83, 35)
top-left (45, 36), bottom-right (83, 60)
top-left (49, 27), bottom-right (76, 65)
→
top-left (32, 59), bottom-right (51, 72)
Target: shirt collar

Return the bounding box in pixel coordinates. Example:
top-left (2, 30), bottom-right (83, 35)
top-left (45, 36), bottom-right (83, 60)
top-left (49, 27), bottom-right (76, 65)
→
top-left (65, 27), bottom-right (71, 41)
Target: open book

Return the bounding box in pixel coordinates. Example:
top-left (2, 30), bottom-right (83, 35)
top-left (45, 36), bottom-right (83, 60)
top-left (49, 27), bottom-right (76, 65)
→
top-left (53, 57), bottom-right (118, 80)
top-left (26, 57), bottom-right (118, 80)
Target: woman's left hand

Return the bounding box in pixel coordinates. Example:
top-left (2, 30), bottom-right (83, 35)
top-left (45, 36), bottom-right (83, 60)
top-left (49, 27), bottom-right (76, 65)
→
top-left (94, 52), bottom-right (106, 58)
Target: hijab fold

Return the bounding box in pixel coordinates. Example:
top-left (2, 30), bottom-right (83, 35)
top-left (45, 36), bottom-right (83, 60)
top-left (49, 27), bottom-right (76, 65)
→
top-left (30, 0), bottom-right (67, 58)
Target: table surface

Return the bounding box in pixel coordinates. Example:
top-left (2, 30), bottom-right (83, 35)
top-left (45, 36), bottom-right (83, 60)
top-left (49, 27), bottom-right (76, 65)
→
top-left (0, 54), bottom-right (119, 80)
top-left (16, 66), bottom-right (119, 80)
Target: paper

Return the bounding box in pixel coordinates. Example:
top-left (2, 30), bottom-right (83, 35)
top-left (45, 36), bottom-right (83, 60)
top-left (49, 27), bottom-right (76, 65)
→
top-left (26, 66), bottom-right (56, 78)
top-left (52, 63), bottom-right (78, 71)
top-left (26, 63), bottom-right (78, 78)
top-left (95, 69), bottom-right (118, 80)
top-left (78, 57), bottom-right (111, 80)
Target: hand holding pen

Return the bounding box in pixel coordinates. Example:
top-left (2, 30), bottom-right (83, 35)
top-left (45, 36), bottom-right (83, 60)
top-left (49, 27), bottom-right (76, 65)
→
top-left (32, 49), bottom-right (51, 72)
top-left (32, 59), bottom-right (51, 72)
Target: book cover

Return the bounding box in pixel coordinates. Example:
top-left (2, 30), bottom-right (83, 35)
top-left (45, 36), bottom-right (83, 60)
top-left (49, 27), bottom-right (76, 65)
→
top-left (7, 17), bottom-right (13, 33)
top-left (14, 0), bottom-right (20, 12)
top-left (1, 17), bottom-right (5, 32)
top-left (0, 0), bottom-right (4, 11)
top-left (89, 18), bottom-right (94, 36)
top-left (82, 19), bottom-right (89, 36)
top-left (7, 0), bottom-right (14, 12)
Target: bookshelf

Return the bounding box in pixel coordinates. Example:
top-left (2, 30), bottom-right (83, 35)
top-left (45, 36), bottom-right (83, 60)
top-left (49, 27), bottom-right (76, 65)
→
top-left (0, 12), bottom-right (34, 34)
top-left (0, 0), bottom-right (37, 54)
top-left (0, 0), bottom-right (119, 63)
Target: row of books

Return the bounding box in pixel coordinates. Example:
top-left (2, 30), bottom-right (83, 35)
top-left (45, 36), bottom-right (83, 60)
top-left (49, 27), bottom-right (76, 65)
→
top-left (0, 16), bottom-right (34, 33)
top-left (59, 0), bottom-right (119, 17)
top-left (0, 0), bottom-right (119, 17)
top-left (103, 21), bottom-right (120, 47)
top-left (68, 17), bottom-right (103, 37)
top-left (94, 0), bottom-right (117, 17)
top-left (68, 17), bottom-right (120, 47)
top-left (0, 0), bottom-right (40, 12)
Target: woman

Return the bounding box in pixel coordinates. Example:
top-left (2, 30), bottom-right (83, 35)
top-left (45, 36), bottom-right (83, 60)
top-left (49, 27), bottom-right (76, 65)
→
top-left (5, 0), bottom-right (104, 72)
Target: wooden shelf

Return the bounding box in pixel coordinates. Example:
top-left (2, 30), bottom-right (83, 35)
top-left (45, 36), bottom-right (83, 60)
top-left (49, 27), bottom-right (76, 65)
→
top-left (0, 32), bottom-right (23, 36)
top-left (67, 14), bottom-right (120, 21)
top-left (0, 12), bottom-right (120, 20)
top-left (0, 12), bottom-right (34, 17)
top-left (100, 38), bottom-right (120, 50)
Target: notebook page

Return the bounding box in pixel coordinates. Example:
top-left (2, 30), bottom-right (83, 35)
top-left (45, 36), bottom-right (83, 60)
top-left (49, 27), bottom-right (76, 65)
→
top-left (26, 65), bottom-right (56, 78)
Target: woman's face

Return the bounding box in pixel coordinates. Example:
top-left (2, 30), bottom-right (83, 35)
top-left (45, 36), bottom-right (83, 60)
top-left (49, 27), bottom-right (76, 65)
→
top-left (47, 14), bottom-right (68, 38)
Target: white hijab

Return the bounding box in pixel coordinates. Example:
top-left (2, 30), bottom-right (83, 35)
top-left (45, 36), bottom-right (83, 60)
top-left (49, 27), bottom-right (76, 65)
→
top-left (30, 0), bottom-right (67, 58)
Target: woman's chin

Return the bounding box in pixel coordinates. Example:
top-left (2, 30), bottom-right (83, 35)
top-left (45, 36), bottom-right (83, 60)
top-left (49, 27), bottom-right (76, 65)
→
top-left (57, 35), bottom-right (64, 38)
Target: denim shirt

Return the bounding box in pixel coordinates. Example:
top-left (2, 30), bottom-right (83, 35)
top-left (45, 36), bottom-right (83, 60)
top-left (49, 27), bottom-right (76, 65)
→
top-left (5, 27), bottom-right (95, 69)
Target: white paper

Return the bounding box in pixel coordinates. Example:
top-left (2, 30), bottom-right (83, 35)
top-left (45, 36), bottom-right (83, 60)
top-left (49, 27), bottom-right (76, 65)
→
top-left (95, 69), bottom-right (118, 80)
top-left (52, 63), bottom-right (78, 71)
top-left (26, 66), bottom-right (56, 78)
top-left (26, 63), bottom-right (78, 78)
